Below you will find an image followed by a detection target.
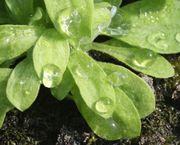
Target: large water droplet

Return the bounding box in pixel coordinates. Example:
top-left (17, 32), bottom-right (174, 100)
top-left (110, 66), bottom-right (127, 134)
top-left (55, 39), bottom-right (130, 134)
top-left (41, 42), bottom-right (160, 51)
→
top-left (41, 64), bottom-right (61, 88)
top-left (147, 32), bottom-right (168, 49)
top-left (131, 51), bottom-right (156, 68)
top-left (58, 9), bottom-right (81, 37)
top-left (107, 72), bottom-right (126, 87)
top-left (175, 33), bottom-right (180, 43)
top-left (94, 97), bottom-right (113, 115)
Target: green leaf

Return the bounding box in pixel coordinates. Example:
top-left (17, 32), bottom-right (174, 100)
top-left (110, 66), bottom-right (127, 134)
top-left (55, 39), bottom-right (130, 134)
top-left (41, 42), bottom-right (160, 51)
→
top-left (103, 9), bottom-right (130, 36)
top-left (95, 0), bottom-right (122, 7)
top-left (114, 0), bottom-right (180, 54)
top-left (99, 62), bottom-right (155, 118)
top-left (0, 11), bottom-right (11, 24)
top-left (44, 0), bottom-right (94, 45)
top-left (72, 86), bottom-right (141, 140)
top-left (29, 7), bottom-right (46, 26)
top-left (33, 29), bottom-right (70, 88)
top-left (51, 68), bottom-right (74, 101)
top-left (6, 59), bottom-right (41, 111)
top-left (0, 25), bottom-right (44, 64)
top-left (68, 50), bottom-right (116, 118)
top-left (92, 41), bottom-right (175, 78)
top-left (0, 68), bottom-right (13, 127)
top-left (5, 0), bottom-right (34, 24)
top-left (92, 2), bottom-right (113, 39)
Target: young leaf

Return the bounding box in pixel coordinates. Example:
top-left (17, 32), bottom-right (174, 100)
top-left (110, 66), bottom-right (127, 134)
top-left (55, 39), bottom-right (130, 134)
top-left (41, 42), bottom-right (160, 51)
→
top-left (51, 68), bottom-right (74, 101)
top-left (5, 0), bottom-right (34, 24)
top-left (0, 68), bottom-right (13, 127)
top-left (113, 0), bottom-right (180, 54)
top-left (103, 9), bottom-right (130, 36)
top-left (68, 50), bottom-right (116, 118)
top-left (72, 86), bottom-right (141, 140)
top-left (6, 59), bottom-right (41, 111)
top-left (44, 0), bottom-right (94, 45)
top-left (92, 2), bottom-right (113, 39)
top-left (33, 29), bottom-right (70, 88)
top-left (99, 62), bottom-right (155, 118)
top-left (92, 41), bottom-right (175, 78)
top-left (0, 25), bottom-right (44, 64)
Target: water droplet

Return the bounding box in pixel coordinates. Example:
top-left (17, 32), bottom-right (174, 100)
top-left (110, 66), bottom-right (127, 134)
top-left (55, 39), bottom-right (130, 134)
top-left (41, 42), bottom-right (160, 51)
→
top-left (25, 90), bottom-right (30, 95)
top-left (23, 29), bottom-right (33, 36)
top-left (58, 9), bottom-right (81, 37)
top-left (19, 80), bottom-right (25, 85)
top-left (131, 50), bottom-right (156, 68)
top-left (110, 6), bottom-right (117, 17)
top-left (94, 98), bottom-right (113, 115)
top-left (175, 33), bottom-right (180, 43)
top-left (147, 32), bottom-right (168, 49)
top-left (87, 63), bottom-right (93, 68)
top-left (107, 72), bottom-right (126, 87)
top-left (41, 64), bottom-right (61, 88)
top-left (139, 8), bottom-right (159, 23)
top-left (75, 66), bottom-right (88, 79)
top-left (5, 37), bottom-right (10, 43)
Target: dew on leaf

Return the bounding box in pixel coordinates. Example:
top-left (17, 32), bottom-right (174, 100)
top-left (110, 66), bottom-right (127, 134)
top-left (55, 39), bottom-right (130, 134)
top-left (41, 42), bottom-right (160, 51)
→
top-left (107, 72), bottom-right (126, 87)
top-left (110, 6), bottom-right (117, 17)
top-left (94, 97), bottom-right (113, 115)
top-left (75, 66), bottom-right (88, 79)
top-left (41, 64), bottom-right (61, 88)
top-left (147, 32), bottom-right (168, 50)
top-left (130, 51), bottom-right (157, 68)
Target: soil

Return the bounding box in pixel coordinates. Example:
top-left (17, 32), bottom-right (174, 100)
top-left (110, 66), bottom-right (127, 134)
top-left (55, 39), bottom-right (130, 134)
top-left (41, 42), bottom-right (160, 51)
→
top-left (0, 0), bottom-right (180, 145)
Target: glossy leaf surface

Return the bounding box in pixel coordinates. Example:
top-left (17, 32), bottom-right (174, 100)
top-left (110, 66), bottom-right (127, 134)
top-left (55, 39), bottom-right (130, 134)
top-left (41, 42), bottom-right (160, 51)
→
top-left (92, 2), bottom-right (113, 39)
top-left (44, 0), bottom-right (94, 45)
top-left (114, 0), bottom-right (180, 54)
top-left (33, 29), bottom-right (70, 88)
top-left (68, 50), bottom-right (116, 118)
top-left (6, 59), bottom-right (40, 111)
top-left (0, 25), bottom-right (44, 64)
top-left (0, 68), bottom-right (13, 127)
top-left (51, 69), bottom-right (74, 101)
top-left (5, 0), bottom-right (34, 23)
top-left (99, 62), bottom-right (155, 118)
top-left (72, 86), bottom-right (141, 140)
top-left (95, 0), bottom-right (122, 7)
top-left (92, 41), bottom-right (174, 78)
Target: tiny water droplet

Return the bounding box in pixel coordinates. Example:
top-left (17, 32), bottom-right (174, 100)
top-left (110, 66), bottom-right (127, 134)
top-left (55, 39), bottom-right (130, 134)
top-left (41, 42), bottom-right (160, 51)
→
top-left (147, 32), bottom-right (168, 50)
top-left (25, 90), bottom-right (30, 95)
top-left (41, 64), bottom-right (61, 88)
top-left (107, 72), bottom-right (126, 87)
top-left (19, 80), bottom-right (25, 85)
top-left (87, 63), bottom-right (93, 68)
top-left (75, 66), bottom-right (88, 79)
top-left (139, 8), bottom-right (159, 23)
top-left (94, 97), bottom-right (113, 115)
top-left (175, 33), bottom-right (180, 43)
top-left (23, 29), bottom-right (33, 36)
